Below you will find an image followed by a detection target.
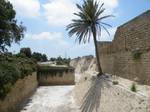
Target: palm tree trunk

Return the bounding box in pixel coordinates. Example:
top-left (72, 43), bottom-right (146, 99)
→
top-left (92, 27), bottom-right (103, 76)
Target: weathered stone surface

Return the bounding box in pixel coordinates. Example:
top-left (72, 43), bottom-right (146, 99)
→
top-left (37, 67), bottom-right (75, 85)
top-left (74, 75), bottom-right (150, 112)
top-left (70, 55), bottom-right (97, 73)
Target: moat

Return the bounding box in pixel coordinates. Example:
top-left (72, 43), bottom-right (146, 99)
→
top-left (21, 86), bottom-right (79, 112)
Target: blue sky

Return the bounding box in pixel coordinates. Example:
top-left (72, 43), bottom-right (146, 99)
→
top-left (8, 0), bottom-right (150, 59)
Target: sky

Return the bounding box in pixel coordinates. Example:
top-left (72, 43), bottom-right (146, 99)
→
top-left (8, 0), bottom-right (150, 59)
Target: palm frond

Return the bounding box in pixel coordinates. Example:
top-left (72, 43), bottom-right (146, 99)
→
top-left (101, 22), bottom-right (112, 27)
top-left (66, 1), bottom-right (114, 111)
top-left (101, 24), bottom-right (110, 36)
top-left (66, 0), bottom-right (113, 44)
top-left (98, 15), bottom-right (114, 21)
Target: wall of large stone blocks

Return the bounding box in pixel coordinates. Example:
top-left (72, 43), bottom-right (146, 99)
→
top-left (37, 68), bottom-right (75, 85)
top-left (113, 52), bottom-right (150, 84)
top-left (0, 73), bottom-right (38, 112)
top-left (99, 10), bottom-right (150, 85)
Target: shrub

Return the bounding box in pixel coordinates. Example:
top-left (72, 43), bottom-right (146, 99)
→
top-left (20, 47), bottom-right (32, 58)
top-left (84, 77), bottom-right (87, 80)
top-left (130, 83), bottom-right (137, 92)
top-left (32, 52), bottom-right (48, 62)
top-left (0, 54), bottom-right (37, 100)
top-left (112, 81), bottom-right (119, 85)
top-left (132, 49), bottom-right (142, 60)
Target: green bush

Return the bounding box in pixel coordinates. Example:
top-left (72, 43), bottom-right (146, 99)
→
top-left (130, 83), bottom-right (137, 92)
top-left (0, 54), bottom-right (37, 100)
top-left (132, 49), bottom-right (142, 60)
top-left (112, 81), bottom-right (119, 85)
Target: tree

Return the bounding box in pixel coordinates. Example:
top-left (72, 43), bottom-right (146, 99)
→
top-left (42, 54), bottom-right (48, 62)
top-left (32, 52), bottom-right (48, 62)
top-left (50, 57), bottom-right (56, 62)
top-left (66, 0), bottom-right (112, 76)
top-left (0, 0), bottom-right (25, 52)
top-left (20, 47), bottom-right (32, 58)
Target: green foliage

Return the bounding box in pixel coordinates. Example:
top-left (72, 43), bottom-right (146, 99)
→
top-left (32, 52), bottom-right (48, 62)
top-left (112, 81), bottom-right (119, 85)
top-left (66, 0), bottom-right (112, 77)
top-left (130, 83), bottom-right (137, 92)
top-left (20, 47), bottom-right (32, 58)
top-left (132, 49), bottom-right (142, 60)
top-left (0, 0), bottom-right (25, 52)
top-left (37, 65), bottom-right (74, 77)
top-left (0, 53), bottom-right (36, 100)
top-left (50, 56), bottom-right (71, 66)
top-left (66, 0), bottom-right (112, 44)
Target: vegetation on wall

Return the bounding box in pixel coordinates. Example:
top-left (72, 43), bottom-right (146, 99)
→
top-left (132, 49), bottom-right (142, 60)
top-left (0, 53), bottom-right (37, 100)
top-left (37, 65), bottom-right (74, 78)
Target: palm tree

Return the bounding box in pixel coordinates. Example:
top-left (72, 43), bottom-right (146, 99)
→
top-left (66, 0), bottom-right (112, 76)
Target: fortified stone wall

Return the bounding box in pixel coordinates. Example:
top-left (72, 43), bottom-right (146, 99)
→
top-left (37, 67), bottom-right (75, 85)
top-left (0, 73), bottom-right (38, 112)
top-left (99, 10), bottom-right (150, 85)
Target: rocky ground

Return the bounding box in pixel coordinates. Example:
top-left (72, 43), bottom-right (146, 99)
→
top-left (21, 86), bottom-right (80, 112)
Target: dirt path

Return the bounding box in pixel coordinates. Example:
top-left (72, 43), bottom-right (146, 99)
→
top-left (21, 86), bottom-right (80, 112)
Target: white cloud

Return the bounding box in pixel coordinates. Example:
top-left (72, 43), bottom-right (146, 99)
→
top-left (29, 32), bottom-right (62, 40)
top-left (26, 32), bottom-right (69, 48)
top-left (9, 0), bottom-right (40, 18)
top-left (42, 0), bottom-right (77, 27)
top-left (42, 0), bottom-right (118, 27)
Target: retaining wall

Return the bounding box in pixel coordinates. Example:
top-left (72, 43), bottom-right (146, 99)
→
top-left (37, 67), bottom-right (75, 85)
top-left (0, 73), bottom-right (38, 112)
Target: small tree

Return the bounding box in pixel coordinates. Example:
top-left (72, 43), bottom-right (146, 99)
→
top-left (32, 52), bottom-right (48, 62)
top-left (66, 0), bottom-right (112, 76)
top-left (20, 48), bottom-right (32, 58)
top-left (66, 0), bottom-right (113, 111)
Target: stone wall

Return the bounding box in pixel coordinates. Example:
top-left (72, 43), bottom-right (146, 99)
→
top-left (98, 10), bottom-right (150, 85)
top-left (0, 73), bottom-right (38, 112)
top-left (38, 67), bottom-right (75, 85)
